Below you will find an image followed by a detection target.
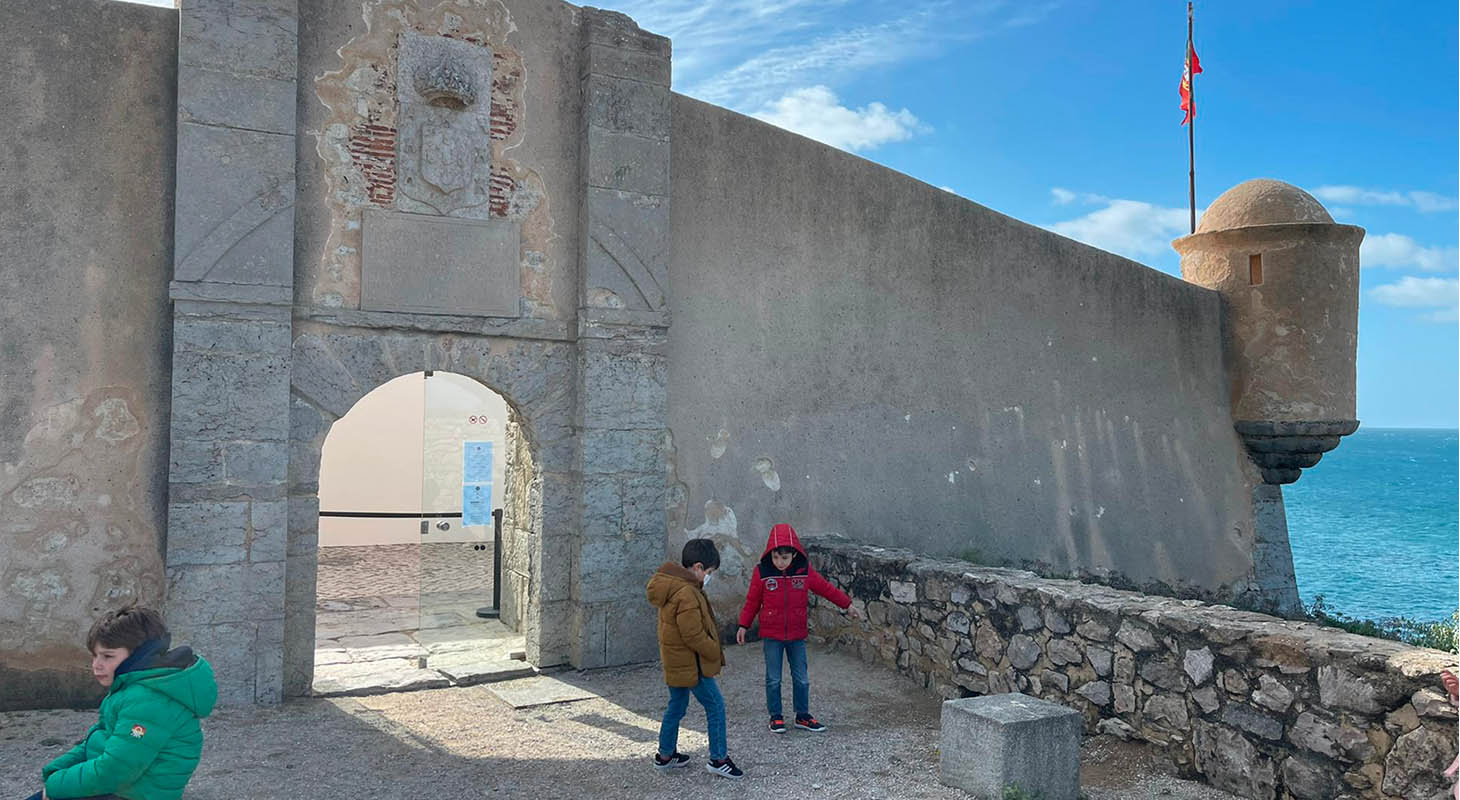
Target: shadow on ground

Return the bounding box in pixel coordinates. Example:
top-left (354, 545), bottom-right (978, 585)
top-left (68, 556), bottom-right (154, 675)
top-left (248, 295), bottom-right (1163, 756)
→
top-left (1, 642), bottom-right (1239, 799)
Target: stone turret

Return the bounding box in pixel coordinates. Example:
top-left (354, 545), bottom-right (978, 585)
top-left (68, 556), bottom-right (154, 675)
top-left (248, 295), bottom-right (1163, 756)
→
top-left (1174, 179), bottom-right (1364, 484)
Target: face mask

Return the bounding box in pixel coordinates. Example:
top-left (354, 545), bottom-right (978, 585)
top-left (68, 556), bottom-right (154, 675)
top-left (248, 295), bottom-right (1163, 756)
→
top-left (701, 572), bottom-right (713, 589)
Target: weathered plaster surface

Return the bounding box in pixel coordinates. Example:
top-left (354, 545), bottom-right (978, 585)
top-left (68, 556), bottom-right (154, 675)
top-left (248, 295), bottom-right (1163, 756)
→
top-left (667, 96), bottom-right (1272, 624)
top-left (301, 0), bottom-right (573, 317)
top-left (0, 0), bottom-right (176, 710)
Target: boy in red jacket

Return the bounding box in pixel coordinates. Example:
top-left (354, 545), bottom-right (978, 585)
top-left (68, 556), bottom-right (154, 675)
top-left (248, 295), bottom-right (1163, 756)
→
top-left (736, 523), bottom-right (859, 733)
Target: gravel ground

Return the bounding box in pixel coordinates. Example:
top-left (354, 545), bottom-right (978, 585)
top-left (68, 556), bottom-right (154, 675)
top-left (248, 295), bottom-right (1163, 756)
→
top-left (1, 642), bottom-right (1239, 800)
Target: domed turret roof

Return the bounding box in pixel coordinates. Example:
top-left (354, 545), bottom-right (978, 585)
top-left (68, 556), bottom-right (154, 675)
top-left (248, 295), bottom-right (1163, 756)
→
top-left (1196, 179), bottom-right (1333, 233)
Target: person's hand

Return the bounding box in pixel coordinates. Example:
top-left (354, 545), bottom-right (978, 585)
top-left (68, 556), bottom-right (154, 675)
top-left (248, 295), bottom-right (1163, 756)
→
top-left (736, 626), bottom-right (747, 645)
top-left (846, 607), bottom-right (862, 619)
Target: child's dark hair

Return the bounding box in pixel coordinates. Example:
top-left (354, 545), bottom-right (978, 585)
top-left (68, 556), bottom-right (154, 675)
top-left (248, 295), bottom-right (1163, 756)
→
top-left (681, 538), bottom-right (721, 570)
top-left (87, 606), bottom-right (168, 653)
top-left (772, 546), bottom-right (797, 556)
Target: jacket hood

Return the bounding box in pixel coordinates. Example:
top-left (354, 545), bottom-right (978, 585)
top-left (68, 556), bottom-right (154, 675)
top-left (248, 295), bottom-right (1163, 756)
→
top-left (758, 523), bottom-right (809, 575)
top-left (760, 524), bottom-right (806, 558)
top-left (113, 647), bottom-right (218, 718)
top-left (647, 561), bottom-right (701, 608)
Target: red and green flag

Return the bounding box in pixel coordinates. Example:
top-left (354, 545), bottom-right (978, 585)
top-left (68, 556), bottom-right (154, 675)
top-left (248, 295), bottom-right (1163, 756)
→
top-left (1180, 42), bottom-right (1202, 125)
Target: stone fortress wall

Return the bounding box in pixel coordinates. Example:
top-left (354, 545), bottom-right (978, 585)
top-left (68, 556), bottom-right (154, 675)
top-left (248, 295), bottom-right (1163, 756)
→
top-left (806, 537), bottom-right (1458, 800)
top-left (2, 0), bottom-right (1382, 728)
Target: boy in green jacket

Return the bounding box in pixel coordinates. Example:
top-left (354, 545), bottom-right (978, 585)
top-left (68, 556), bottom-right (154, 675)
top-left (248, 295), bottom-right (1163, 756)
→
top-left (30, 606), bottom-right (217, 800)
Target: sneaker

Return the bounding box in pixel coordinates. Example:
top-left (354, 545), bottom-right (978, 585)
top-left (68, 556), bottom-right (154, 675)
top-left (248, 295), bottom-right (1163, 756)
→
top-left (706, 757), bottom-right (744, 780)
top-left (653, 752), bottom-right (690, 770)
top-left (768, 716), bottom-right (786, 734)
top-left (795, 715), bottom-right (827, 732)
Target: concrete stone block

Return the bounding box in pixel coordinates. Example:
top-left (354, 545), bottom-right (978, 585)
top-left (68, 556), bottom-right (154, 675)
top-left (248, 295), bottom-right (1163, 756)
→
top-left (173, 123), bottom-right (294, 286)
top-left (178, 66), bottom-right (295, 134)
top-left (585, 127), bottom-right (668, 196)
top-left (360, 210), bottom-right (520, 316)
top-left (538, 534), bottom-right (575, 605)
top-left (581, 8), bottom-right (670, 55)
top-left (167, 501), bottom-right (249, 566)
top-left (311, 659), bottom-right (449, 697)
top-left (172, 621), bottom-right (258, 706)
top-left (585, 74), bottom-right (669, 140)
top-left (179, 0), bottom-right (297, 80)
top-left (170, 348), bottom-right (290, 442)
top-left (574, 535), bottom-right (661, 604)
top-left (939, 693), bottom-right (1081, 799)
top-left (605, 599), bottom-right (659, 665)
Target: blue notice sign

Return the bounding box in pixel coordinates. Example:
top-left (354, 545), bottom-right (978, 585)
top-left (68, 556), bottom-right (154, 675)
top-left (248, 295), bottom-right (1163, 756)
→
top-left (462, 441), bottom-right (494, 527)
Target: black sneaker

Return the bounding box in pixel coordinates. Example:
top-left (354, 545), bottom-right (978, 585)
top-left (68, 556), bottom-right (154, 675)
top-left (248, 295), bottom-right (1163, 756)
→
top-left (653, 751), bottom-right (690, 770)
top-left (769, 716), bottom-right (786, 733)
top-left (706, 757), bottom-right (744, 780)
top-left (795, 715), bottom-right (827, 732)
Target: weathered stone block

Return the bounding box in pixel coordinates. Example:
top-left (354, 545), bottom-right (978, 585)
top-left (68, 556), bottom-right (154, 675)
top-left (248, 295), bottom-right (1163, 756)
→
top-left (939, 694), bottom-right (1081, 799)
top-left (585, 127), bottom-right (668, 196)
top-left (179, 0), bottom-right (297, 80)
top-left (584, 74), bottom-right (669, 140)
top-left (580, 352), bottom-right (667, 429)
top-left (1194, 720), bottom-right (1277, 799)
top-left (1183, 646), bottom-right (1214, 685)
top-left (167, 501), bottom-right (249, 566)
top-left (584, 188), bottom-right (669, 311)
top-left (361, 210), bottom-right (520, 316)
top-left (580, 428), bottom-right (663, 474)
top-left (582, 42), bottom-right (670, 86)
top-left (165, 561), bottom-right (284, 627)
top-left (224, 440), bottom-right (287, 486)
top-left (178, 66), bottom-right (295, 134)
top-left (1007, 634), bottom-right (1041, 670)
top-left (170, 348), bottom-right (289, 442)
top-left (173, 123), bottom-right (294, 286)
top-left (249, 499), bottom-right (287, 562)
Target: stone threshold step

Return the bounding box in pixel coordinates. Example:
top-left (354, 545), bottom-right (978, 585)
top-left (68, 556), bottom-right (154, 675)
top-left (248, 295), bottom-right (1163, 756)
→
top-left (311, 654), bottom-right (537, 698)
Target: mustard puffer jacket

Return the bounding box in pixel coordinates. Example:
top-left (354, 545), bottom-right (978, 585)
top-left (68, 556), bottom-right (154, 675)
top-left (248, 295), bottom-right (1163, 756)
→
top-left (646, 562), bottom-right (725, 687)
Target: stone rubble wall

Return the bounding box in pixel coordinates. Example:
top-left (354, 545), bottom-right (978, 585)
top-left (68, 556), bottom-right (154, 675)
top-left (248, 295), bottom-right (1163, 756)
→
top-left (804, 537), bottom-right (1458, 800)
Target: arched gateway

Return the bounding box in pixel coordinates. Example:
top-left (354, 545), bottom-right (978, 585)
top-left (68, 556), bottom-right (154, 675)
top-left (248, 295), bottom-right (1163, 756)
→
top-left (162, 3), bottom-right (674, 704)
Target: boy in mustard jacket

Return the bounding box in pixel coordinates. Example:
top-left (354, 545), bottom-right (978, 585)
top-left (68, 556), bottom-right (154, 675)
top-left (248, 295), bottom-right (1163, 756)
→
top-left (645, 538), bottom-right (743, 780)
top-left (31, 606), bottom-right (217, 800)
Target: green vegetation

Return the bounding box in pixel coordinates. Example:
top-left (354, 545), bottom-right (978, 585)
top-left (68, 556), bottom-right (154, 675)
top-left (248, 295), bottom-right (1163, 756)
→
top-left (1305, 595), bottom-right (1459, 652)
top-left (1001, 784), bottom-right (1043, 800)
top-left (959, 548), bottom-right (986, 566)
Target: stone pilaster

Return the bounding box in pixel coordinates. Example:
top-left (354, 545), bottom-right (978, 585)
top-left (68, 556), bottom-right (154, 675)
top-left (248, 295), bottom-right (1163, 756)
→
top-left (571, 9), bottom-right (671, 668)
top-left (165, 0), bottom-right (297, 705)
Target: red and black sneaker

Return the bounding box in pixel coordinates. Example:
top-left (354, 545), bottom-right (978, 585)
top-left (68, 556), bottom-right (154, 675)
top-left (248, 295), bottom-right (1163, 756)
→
top-left (768, 716), bottom-right (786, 733)
top-left (795, 715), bottom-right (827, 732)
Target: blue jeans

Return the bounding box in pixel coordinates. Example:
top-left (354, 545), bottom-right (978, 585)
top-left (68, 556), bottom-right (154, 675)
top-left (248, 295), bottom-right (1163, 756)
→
top-left (763, 638), bottom-right (810, 719)
top-left (658, 676), bottom-right (727, 761)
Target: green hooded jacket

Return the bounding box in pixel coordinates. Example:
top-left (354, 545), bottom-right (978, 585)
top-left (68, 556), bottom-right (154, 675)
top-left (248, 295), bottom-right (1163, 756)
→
top-left (42, 641), bottom-right (217, 800)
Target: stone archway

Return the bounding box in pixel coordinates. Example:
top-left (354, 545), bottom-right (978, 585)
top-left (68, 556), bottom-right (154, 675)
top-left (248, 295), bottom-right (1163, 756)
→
top-left (280, 327), bottom-right (576, 696)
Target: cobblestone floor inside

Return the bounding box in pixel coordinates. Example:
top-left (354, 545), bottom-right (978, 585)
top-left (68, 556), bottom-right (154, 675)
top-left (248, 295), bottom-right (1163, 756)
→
top-left (313, 544), bottom-right (530, 695)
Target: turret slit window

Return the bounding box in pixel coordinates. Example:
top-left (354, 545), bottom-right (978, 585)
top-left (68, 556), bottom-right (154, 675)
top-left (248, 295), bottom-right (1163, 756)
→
top-left (1249, 253), bottom-right (1264, 285)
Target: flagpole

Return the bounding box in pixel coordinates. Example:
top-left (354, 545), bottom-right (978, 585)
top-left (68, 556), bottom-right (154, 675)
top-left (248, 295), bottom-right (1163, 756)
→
top-left (1187, 1), bottom-right (1196, 233)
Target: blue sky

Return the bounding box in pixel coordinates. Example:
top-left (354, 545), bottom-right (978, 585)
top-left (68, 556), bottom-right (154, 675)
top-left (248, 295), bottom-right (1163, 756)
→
top-left (123, 0), bottom-right (1457, 427)
top-left (612, 0), bottom-right (1460, 429)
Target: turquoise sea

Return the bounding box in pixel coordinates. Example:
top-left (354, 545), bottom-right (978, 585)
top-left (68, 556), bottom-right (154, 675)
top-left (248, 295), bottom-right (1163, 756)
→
top-left (1286, 428), bottom-right (1459, 622)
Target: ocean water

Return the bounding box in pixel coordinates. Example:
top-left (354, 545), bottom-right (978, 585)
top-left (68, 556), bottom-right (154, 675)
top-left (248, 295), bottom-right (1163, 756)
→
top-left (1286, 428), bottom-right (1459, 622)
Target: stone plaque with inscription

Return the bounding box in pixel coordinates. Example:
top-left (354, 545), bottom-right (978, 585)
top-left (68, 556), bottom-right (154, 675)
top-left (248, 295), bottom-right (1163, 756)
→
top-left (360, 209), bottom-right (520, 317)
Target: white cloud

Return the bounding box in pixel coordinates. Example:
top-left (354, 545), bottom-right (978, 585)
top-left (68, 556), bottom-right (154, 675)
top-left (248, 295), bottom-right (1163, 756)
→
top-left (611, 1), bottom-right (1045, 111)
top-left (1360, 233), bottom-right (1459, 272)
top-left (1310, 185), bottom-right (1458, 213)
top-left (751, 86), bottom-right (926, 151)
top-left (1370, 277), bottom-right (1460, 323)
top-left (1046, 196), bottom-right (1194, 260)
top-left (1050, 187), bottom-right (1077, 205)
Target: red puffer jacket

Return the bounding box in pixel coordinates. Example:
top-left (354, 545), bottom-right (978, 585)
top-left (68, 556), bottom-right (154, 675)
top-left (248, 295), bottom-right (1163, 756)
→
top-left (737, 524), bottom-right (851, 641)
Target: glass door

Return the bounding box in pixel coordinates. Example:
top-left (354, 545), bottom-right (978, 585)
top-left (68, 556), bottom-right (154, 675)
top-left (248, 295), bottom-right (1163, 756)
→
top-left (418, 371), bottom-right (501, 657)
